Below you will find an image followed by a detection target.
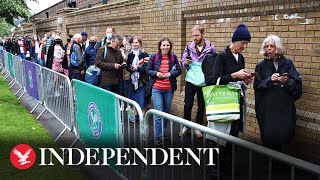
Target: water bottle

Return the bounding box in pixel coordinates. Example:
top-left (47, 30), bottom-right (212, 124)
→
top-left (128, 107), bottom-right (135, 123)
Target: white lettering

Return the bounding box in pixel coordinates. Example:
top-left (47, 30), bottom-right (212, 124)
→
top-left (131, 148), bottom-right (147, 165)
top-left (150, 148), bottom-right (168, 165)
top-left (101, 148), bottom-right (115, 165)
top-left (203, 148), bottom-right (219, 166)
top-left (85, 148), bottom-right (100, 165)
top-left (66, 148), bottom-right (85, 165)
top-left (184, 148), bottom-right (201, 165)
top-left (168, 148), bottom-right (183, 165)
top-left (116, 148), bottom-right (130, 165)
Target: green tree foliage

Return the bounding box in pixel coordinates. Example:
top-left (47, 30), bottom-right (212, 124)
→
top-left (0, 0), bottom-right (37, 26)
top-left (0, 18), bottom-right (14, 37)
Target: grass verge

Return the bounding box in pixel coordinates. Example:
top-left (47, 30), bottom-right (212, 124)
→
top-left (0, 75), bottom-right (85, 180)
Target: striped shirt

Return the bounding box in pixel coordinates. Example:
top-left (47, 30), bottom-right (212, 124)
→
top-left (153, 56), bottom-right (172, 90)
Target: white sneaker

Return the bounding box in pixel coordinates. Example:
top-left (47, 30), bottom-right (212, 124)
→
top-left (194, 130), bottom-right (203, 139)
top-left (179, 126), bottom-right (190, 137)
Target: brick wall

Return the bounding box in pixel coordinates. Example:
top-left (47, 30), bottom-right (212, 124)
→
top-left (26, 0), bottom-right (320, 163)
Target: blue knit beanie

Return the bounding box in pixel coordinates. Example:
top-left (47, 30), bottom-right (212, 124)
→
top-left (232, 24), bottom-right (251, 42)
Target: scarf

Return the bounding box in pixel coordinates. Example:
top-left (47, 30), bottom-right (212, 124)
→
top-left (131, 49), bottom-right (140, 90)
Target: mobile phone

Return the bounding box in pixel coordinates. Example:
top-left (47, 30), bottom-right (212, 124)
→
top-left (120, 63), bottom-right (127, 68)
top-left (250, 72), bottom-right (257, 76)
top-left (280, 73), bottom-right (288, 76)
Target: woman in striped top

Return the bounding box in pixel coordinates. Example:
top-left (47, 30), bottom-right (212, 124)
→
top-left (146, 37), bottom-right (181, 146)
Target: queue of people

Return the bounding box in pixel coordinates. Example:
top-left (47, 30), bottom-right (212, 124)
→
top-left (2, 24), bottom-right (302, 177)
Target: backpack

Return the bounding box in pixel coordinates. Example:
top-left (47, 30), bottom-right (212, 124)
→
top-left (70, 43), bottom-right (80, 67)
top-left (201, 52), bottom-right (218, 86)
top-left (85, 46), bottom-right (107, 86)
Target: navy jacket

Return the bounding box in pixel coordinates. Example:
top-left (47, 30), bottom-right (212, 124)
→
top-left (84, 45), bottom-right (97, 68)
top-left (146, 53), bottom-right (181, 91)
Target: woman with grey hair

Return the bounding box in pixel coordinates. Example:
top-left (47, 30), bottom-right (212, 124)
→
top-left (254, 35), bottom-right (302, 152)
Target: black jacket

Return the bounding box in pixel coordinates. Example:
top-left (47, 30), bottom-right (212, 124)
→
top-left (211, 46), bottom-right (245, 85)
top-left (254, 56), bottom-right (302, 145)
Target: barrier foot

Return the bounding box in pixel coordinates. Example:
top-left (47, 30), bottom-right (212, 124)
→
top-left (3, 73), bottom-right (9, 80)
top-left (55, 127), bottom-right (67, 142)
top-left (31, 102), bottom-right (40, 113)
top-left (17, 91), bottom-right (26, 100)
top-left (9, 80), bottom-right (15, 87)
top-left (1, 68), bottom-right (5, 74)
top-left (36, 108), bottom-right (46, 120)
top-left (14, 88), bottom-right (22, 96)
top-left (63, 138), bottom-right (79, 156)
top-left (69, 137), bottom-right (79, 148)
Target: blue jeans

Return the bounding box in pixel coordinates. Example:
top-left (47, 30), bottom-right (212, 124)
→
top-left (33, 53), bottom-right (38, 64)
top-left (39, 58), bottom-right (45, 67)
top-left (19, 53), bottom-right (26, 60)
top-left (152, 88), bottom-right (173, 140)
top-left (129, 85), bottom-right (146, 108)
top-left (102, 85), bottom-right (123, 96)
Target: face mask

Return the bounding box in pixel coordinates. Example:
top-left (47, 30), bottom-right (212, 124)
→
top-left (106, 33), bottom-right (112, 40)
top-left (89, 42), bottom-right (96, 47)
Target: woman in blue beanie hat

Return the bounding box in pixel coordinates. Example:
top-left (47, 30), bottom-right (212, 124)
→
top-left (204, 24), bottom-right (253, 178)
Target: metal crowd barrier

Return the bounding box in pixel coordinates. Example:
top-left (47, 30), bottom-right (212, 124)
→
top-left (0, 49), bottom-right (4, 72)
top-left (115, 93), bottom-right (144, 179)
top-left (11, 56), bottom-right (25, 99)
top-left (2, 51), bottom-right (10, 80)
top-left (40, 67), bottom-right (74, 142)
top-left (70, 79), bottom-right (144, 179)
top-left (143, 109), bottom-right (320, 180)
top-left (23, 60), bottom-right (43, 113)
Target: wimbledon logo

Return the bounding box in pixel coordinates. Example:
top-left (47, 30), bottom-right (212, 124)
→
top-left (28, 70), bottom-right (33, 88)
top-left (10, 144), bottom-right (36, 170)
top-left (88, 102), bottom-right (102, 139)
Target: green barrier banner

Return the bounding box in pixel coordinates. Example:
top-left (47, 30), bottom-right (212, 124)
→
top-left (74, 80), bottom-right (120, 168)
top-left (8, 53), bottom-right (14, 78)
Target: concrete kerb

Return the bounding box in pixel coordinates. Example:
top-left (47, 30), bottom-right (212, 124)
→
top-left (3, 75), bottom-right (124, 180)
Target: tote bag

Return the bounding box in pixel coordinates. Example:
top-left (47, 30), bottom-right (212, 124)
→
top-left (185, 62), bottom-right (205, 87)
top-left (202, 78), bottom-right (241, 122)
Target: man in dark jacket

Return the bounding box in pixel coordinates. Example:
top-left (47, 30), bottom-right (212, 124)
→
top-left (96, 34), bottom-right (125, 95)
top-left (84, 36), bottom-right (97, 68)
top-left (69, 33), bottom-right (84, 81)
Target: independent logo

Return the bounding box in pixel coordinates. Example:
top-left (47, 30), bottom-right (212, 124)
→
top-left (28, 70), bottom-right (33, 88)
top-left (10, 144), bottom-right (36, 170)
top-left (88, 102), bottom-right (102, 139)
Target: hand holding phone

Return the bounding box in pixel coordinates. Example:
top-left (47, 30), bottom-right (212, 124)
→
top-left (250, 72), bottom-right (257, 76)
top-left (280, 73), bottom-right (288, 76)
top-left (185, 57), bottom-right (192, 65)
top-left (120, 62), bottom-right (127, 68)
